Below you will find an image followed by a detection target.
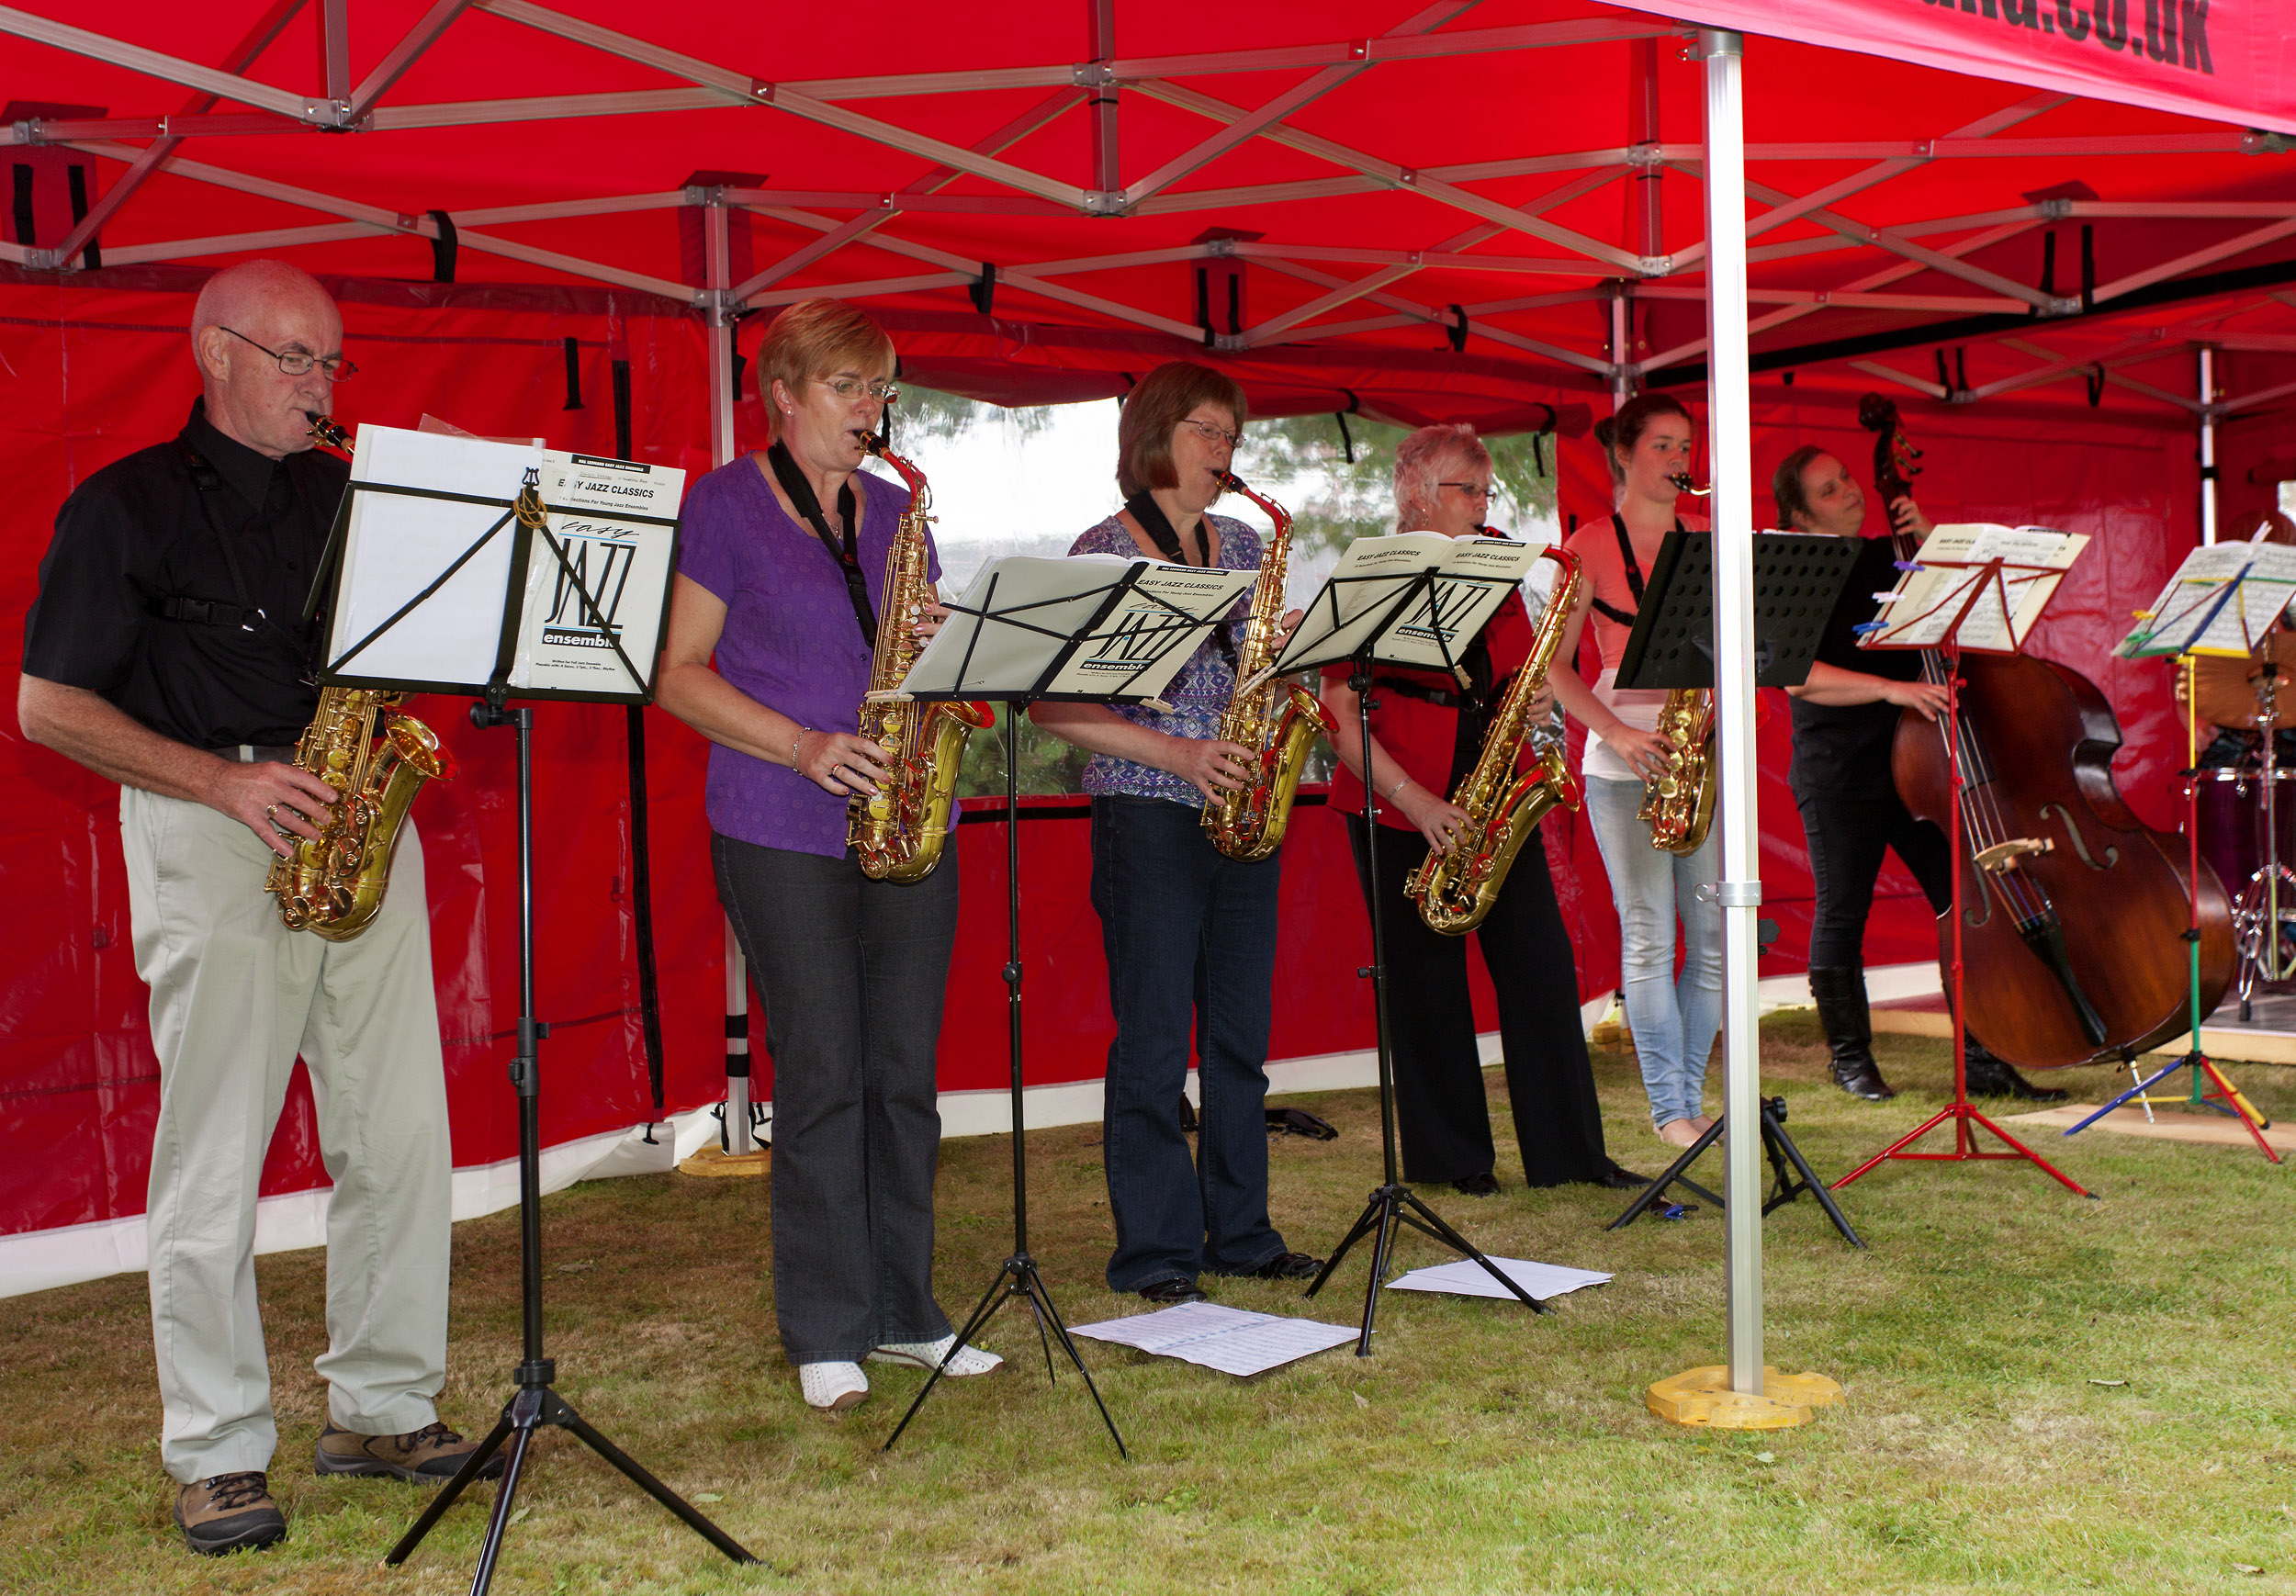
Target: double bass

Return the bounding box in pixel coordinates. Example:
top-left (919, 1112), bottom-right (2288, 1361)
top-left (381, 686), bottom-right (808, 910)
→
top-left (1861, 395), bottom-right (2234, 1069)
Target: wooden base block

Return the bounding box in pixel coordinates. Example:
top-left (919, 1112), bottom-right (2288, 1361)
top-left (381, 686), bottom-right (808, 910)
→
top-left (1646, 1365), bottom-right (1841, 1430)
top-left (677, 1146), bottom-right (769, 1178)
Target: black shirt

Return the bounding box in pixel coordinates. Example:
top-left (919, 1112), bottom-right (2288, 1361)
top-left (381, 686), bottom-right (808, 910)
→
top-left (22, 397), bottom-right (345, 748)
top-left (1789, 534), bottom-right (1924, 801)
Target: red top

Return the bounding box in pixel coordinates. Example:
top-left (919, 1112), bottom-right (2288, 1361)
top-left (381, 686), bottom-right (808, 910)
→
top-left (1324, 590), bottom-right (1536, 830)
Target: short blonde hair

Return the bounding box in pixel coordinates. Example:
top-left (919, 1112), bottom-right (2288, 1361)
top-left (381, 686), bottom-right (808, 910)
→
top-left (1116, 361), bottom-right (1248, 499)
top-left (757, 299), bottom-right (896, 443)
top-left (1394, 423), bottom-right (1490, 531)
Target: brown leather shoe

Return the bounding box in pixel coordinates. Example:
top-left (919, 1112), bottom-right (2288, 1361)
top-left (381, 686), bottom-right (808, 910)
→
top-left (174, 1471), bottom-right (286, 1556)
top-left (314, 1419), bottom-right (505, 1484)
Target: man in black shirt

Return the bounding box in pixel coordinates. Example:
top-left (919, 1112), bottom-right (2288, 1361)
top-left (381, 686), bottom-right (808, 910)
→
top-left (18, 260), bottom-right (493, 1557)
top-left (1775, 447), bottom-right (2065, 1105)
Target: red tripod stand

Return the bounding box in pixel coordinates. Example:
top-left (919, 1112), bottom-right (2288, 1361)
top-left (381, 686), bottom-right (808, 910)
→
top-left (1833, 558), bottom-right (2094, 1198)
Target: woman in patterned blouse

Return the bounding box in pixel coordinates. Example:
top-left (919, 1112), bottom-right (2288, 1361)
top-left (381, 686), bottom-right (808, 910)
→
top-left (1031, 361), bottom-right (1322, 1305)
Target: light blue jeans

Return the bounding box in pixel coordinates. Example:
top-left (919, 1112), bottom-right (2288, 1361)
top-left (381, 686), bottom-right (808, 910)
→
top-left (1583, 773), bottom-right (1725, 1129)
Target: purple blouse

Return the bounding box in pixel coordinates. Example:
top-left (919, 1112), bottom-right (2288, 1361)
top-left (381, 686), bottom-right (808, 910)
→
top-left (675, 455), bottom-right (936, 858)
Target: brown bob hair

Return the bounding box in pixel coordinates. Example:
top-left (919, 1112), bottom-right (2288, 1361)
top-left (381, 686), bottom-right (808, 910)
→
top-left (1592, 391), bottom-right (1694, 484)
top-left (1771, 444), bottom-right (1829, 531)
top-left (1116, 361), bottom-right (1249, 499)
top-left (756, 298), bottom-right (897, 444)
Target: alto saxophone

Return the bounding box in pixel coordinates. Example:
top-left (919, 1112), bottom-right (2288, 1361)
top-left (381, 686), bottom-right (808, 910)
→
top-left (1405, 546), bottom-right (1584, 935)
top-left (1640, 687), bottom-right (1717, 854)
top-left (849, 440), bottom-right (992, 882)
top-left (1202, 469), bottom-right (1334, 861)
top-left (265, 414), bottom-right (456, 940)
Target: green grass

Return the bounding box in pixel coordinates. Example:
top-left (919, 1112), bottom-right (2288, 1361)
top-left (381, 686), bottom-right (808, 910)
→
top-left (6, 1015), bottom-right (2295, 1595)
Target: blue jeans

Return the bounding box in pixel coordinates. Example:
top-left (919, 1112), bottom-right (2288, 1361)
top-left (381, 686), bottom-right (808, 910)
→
top-left (1582, 773), bottom-right (1724, 1129)
top-left (1089, 795), bottom-right (1289, 1291)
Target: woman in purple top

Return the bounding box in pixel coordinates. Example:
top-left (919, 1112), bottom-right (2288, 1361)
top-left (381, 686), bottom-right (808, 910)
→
top-left (656, 300), bottom-right (1000, 1414)
top-left (1033, 362), bottom-right (1322, 1303)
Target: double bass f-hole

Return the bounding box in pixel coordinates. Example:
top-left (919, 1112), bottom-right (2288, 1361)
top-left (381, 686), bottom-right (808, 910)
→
top-left (2038, 801), bottom-right (2119, 871)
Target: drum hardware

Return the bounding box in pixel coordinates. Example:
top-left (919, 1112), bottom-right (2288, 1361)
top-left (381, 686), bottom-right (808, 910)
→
top-left (2233, 663), bottom-right (2296, 1017)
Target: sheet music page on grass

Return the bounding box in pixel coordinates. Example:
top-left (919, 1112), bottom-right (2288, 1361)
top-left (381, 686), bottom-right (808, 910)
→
top-left (1385, 1256), bottom-right (1613, 1301)
top-left (1066, 1302), bottom-right (1358, 1377)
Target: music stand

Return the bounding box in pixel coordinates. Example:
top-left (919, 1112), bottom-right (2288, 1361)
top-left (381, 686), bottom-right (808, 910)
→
top-left (880, 552), bottom-right (1256, 1456)
top-left (1599, 531), bottom-right (1863, 1241)
top-left (2062, 555), bottom-right (2284, 1162)
top-left (312, 427), bottom-right (755, 1593)
top-left (1257, 534), bottom-right (1551, 1354)
top-left (1832, 540), bottom-right (2095, 1198)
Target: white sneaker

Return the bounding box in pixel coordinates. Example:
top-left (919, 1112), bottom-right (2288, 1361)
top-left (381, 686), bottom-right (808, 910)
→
top-left (868, 1334), bottom-right (1004, 1377)
top-left (798, 1361), bottom-right (868, 1411)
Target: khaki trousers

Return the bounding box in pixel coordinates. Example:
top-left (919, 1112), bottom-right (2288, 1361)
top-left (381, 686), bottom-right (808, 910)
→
top-left (121, 787), bottom-right (451, 1484)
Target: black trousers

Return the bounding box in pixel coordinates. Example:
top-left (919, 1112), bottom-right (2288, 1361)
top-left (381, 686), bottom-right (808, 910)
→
top-left (1345, 815), bottom-right (1612, 1186)
top-left (1794, 787), bottom-right (1953, 970)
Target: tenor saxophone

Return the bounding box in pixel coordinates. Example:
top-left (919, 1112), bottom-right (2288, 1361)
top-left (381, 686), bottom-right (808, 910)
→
top-left (264, 414), bottom-right (455, 940)
top-left (1639, 688), bottom-right (1717, 854)
top-left (1405, 546), bottom-right (1584, 935)
top-left (849, 440), bottom-right (992, 882)
top-left (1202, 469), bottom-right (1334, 861)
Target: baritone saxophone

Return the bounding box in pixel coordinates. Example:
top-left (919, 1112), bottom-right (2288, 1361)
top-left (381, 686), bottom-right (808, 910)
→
top-left (1405, 545), bottom-right (1584, 935)
top-left (264, 414), bottom-right (456, 939)
top-left (1640, 687), bottom-right (1716, 854)
top-left (1202, 469), bottom-right (1335, 861)
top-left (850, 440), bottom-right (992, 882)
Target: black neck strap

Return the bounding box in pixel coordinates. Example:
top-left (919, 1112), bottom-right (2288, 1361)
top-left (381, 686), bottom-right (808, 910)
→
top-left (768, 441), bottom-right (875, 648)
top-left (1590, 511), bottom-right (1686, 629)
top-left (1124, 491), bottom-right (1204, 567)
top-left (173, 432), bottom-right (310, 663)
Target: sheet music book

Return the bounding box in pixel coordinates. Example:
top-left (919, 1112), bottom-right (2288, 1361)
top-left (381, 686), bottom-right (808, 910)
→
top-left (898, 553), bottom-right (1255, 704)
top-left (1066, 1302), bottom-right (1358, 1377)
top-left (2118, 541), bottom-right (2296, 658)
top-left (321, 422), bottom-right (683, 702)
top-left (1268, 531), bottom-right (1541, 680)
top-left (1859, 523), bottom-right (2088, 655)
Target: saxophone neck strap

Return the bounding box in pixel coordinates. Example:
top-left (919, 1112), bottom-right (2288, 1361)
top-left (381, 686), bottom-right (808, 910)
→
top-left (171, 433), bottom-right (311, 663)
top-left (769, 440), bottom-right (876, 648)
top-left (1122, 494), bottom-right (1237, 671)
top-left (1590, 511), bottom-right (1685, 628)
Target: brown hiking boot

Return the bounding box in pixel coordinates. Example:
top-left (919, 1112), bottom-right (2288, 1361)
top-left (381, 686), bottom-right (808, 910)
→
top-left (174, 1471), bottom-right (286, 1556)
top-left (314, 1419), bottom-right (505, 1484)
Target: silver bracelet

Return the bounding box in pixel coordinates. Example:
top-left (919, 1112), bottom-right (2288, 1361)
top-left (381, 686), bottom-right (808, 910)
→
top-left (1385, 773), bottom-right (1412, 800)
top-left (791, 726), bottom-right (810, 770)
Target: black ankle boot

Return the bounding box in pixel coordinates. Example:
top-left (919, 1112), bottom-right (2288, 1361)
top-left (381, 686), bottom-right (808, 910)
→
top-left (1963, 1036), bottom-right (2068, 1101)
top-left (1807, 965), bottom-right (1896, 1101)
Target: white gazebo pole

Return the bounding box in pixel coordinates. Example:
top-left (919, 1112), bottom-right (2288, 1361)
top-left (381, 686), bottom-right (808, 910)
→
top-left (702, 193), bottom-right (762, 1167)
top-left (2200, 346), bottom-right (2218, 546)
top-left (1645, 28), bottom-right (1839, 1429)
top-left (1696, 26), bottom-right (1765, 1400)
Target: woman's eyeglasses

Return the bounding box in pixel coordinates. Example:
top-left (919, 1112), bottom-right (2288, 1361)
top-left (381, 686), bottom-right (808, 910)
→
top-left (1437, 481), bottom-right (1491, 501)
top-left (220, 326), bottom-right (357, 380)
top-left (820, 377), bottom-right (899, 403)
top-left (1178, 417), bottom-right (1241, 448)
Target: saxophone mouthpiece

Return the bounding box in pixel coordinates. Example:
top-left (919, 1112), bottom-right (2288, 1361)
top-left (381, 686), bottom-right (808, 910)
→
top-left (1668, 471), bottom-right (1714, 497)
top-left (305, 413), bottom-right (350, 451)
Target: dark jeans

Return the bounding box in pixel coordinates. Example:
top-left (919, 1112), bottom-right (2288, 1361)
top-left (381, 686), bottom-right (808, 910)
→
top-left (1089, 795), bottom-right (1289, 1291)
top-left (1346, 815), bottom-right (1612, 1186)
top-left (713, 834), bottom-right (958, 1364)
top-left (1794, 788), bottom-right (1952, 970)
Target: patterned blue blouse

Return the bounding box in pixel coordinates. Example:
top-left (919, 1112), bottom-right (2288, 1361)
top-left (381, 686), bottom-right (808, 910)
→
top-left (1067, 512), bottom-right (1262, 811)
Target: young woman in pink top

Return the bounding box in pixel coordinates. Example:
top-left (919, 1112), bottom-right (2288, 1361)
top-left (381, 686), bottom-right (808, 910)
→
top-left (1550, 394), bottom-right (1723, 1149)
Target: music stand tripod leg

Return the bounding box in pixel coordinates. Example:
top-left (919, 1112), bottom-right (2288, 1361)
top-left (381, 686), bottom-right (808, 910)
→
top-left (1606, 1117), bottom-right (1727, 1231)
top-left (1756, 1103), bottom-right (1865, 1248)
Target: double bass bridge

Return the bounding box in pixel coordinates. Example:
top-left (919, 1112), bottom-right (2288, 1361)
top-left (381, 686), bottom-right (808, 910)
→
top-left (1973, 836), bottom-right (2054, 874)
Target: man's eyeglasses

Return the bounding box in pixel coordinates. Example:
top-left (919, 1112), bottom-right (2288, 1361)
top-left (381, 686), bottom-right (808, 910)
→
top-left (1438, 481), bottom-right (1491, 501)
top-left (820, 377), bottom-right (899, 403)
top-left (1178, 417), bottom-right (1241, 448)
top-left (219, 326), bottom-right (356, 380)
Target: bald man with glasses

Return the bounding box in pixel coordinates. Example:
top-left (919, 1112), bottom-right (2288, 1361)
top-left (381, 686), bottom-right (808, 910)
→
top-left (19, 259), bottom-right (495, 1557)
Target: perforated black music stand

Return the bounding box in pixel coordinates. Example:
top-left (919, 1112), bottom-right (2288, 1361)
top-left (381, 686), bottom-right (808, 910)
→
top-left (1603, 531), bottom-right (1863, 1240)
top-left (880, 553), bottom-right (1255, 1456)
top-left (1268, 542), bottom-right (1555, 1354)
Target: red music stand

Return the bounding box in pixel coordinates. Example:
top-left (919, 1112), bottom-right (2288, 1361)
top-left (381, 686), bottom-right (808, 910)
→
top-left (1832, 548), bottom-right (2095, 1198)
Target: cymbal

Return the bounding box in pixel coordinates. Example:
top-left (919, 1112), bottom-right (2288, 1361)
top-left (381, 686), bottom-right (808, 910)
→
top-left (2191, 639), bottom-right (2296, 730)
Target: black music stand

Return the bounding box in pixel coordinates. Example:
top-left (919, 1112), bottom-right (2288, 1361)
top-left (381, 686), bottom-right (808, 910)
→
top-left (318, 452), bottom-right (755, 1592)
top-left (1264, 538), bottom-right (1554, 1354)
top-left (1601, 531), bottom-right (1863, 1239)
top-left (880, 553), bottom-right (1256, 1456)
